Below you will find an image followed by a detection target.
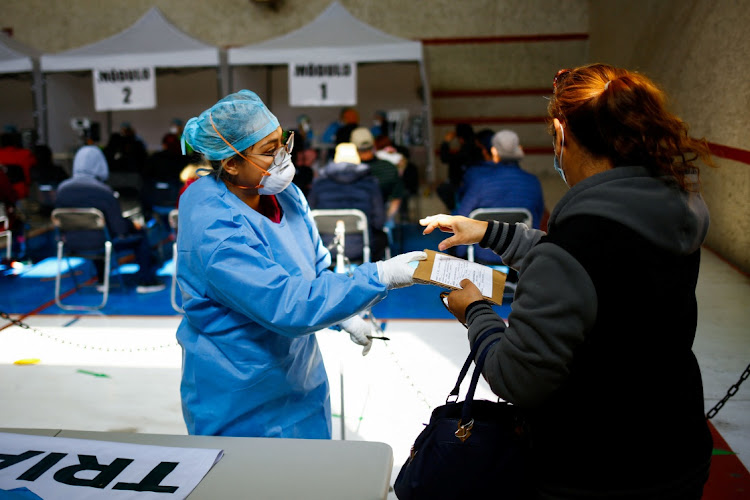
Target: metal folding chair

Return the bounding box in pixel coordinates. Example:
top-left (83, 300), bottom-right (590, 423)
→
top-left (466, 207), bottom-right (533, 263)
top-left (311, 209), bottom-right (371, 268)
top-left (310, 208), bottom-right (386, 441)
top-left (0, 209), bottom-right (11, 262)
top-left (51, 207), bottom-right (124, 311)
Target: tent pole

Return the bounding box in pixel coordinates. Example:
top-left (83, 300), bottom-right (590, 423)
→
top-left (31, 59), bottom-right (47, 145)
top-left (418, 54), bottom-right (435, 186)
top-left (266, 65), bottom-right (273, 109)
top-left (218, 48), bottom-right (231, 98)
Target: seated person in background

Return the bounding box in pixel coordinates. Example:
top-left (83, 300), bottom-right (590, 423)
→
top-left (370, 110), bottom-right (389, 140)
top-left (351, 127), bottom-right (405, 229)
top-left (375, 135), bottom-right (419, 221)
top-left (104, 122), bottom-right (148, 198)
top-left (437, 123), bottom-right (485, 211)
top-left (307, 142), bottom-right (387, 262)
top-left (290, 128), bottom-right (315, 197)
top-left (176, 160), bottom-right (208, 207)
top-left (476, 128), bottom-right (496, 161)
top-left (455, 129), bottom-right (544, 265)
top-left (55, 146), bottom-right (166, 294)
top-left (104, 122), bottom-right (148, 173)
top-left (322, 107), bottom-right (359, 161)
top-left (0, 126), bottom-right (36, 202)
top-left (140, 133), bottom-right (188, 221)
top-left (32, 144), bottom-right (69, 216)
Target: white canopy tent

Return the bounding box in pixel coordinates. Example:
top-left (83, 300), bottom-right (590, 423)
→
top-left (0, 32), bottom-right (46, 144)
top-left (40, 7), bottom-right (219, 71)
top-left (38, 7), bottom-right (224, 154)
top-left (0, 32), bottom-right (40, 73)
top-left (228, 1), bottom-right (434, 181)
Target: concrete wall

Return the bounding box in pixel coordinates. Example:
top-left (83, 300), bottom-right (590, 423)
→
top-left (1, 0), bottom-right (587, 170)
top-left (588, 0), bottom-right (750, 272)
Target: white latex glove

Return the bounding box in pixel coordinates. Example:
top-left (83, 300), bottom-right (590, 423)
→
top-left (340, 315), bottom-right (374, 356)
top-left (376, 251), bottom-right (428, 289)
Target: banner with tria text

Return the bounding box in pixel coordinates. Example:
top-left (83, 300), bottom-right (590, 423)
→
top-left (0, 432), bottom-right (223, 499)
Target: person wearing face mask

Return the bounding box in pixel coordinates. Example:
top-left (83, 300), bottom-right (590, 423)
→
top-left (419, 64), bottom-right (714, 498)
top-left (176, 90), bottom-right (426, 439)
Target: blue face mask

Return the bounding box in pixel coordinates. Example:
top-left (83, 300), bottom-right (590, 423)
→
top-left (553, 126), bottom-right (567, 184)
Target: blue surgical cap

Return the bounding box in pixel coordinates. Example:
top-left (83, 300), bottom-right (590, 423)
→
top-left (182, 90), bottom-right (280, 161)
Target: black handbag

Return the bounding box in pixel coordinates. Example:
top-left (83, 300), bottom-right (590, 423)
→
top-left (394, 327), bottom-right (528, 499)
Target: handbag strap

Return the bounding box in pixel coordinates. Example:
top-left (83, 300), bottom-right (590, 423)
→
top-left (447, 325), bottom-right (505, 401)
top-left (460, 337), bottom-right (502, 424)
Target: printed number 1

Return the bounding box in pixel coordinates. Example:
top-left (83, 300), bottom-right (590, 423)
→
top-left (320, 83), bottom-right (327, 100)
top-left (123, 87), bottom-right (132, 104)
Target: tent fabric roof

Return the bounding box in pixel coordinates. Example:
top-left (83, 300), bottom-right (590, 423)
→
top-left (40, 7), bottom-right (219, 72)
top-left (0, 32), bottom-right (41, 74)
top-left (228, 1), bottom-right (422, 65)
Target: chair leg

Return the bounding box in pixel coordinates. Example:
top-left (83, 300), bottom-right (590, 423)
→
top-left (68, 257), bottom-right (81, 289)
top-left (0, 229), bottom-right (11, 261)
top-left (55, 242), bottom-right (110, 311)
top-left (54, 241), bottom-right (65, 310)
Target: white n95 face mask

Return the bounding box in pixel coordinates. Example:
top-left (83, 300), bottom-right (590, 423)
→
top-left (258, 155), bottom-right (295, 195)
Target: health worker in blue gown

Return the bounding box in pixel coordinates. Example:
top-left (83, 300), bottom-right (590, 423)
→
top-left (176, 90), bottom-right (426, 439)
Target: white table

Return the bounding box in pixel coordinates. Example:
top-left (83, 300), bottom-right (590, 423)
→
top-left (0, 428), bottom-right (393, 499)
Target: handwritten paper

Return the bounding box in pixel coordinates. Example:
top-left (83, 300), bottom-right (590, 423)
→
top-left (430, 253), bottom-right (494, 298)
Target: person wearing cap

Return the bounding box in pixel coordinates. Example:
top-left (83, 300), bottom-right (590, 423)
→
top-left (350, 127), bottom-right (406, 226)
top-left (307, 142), bottom-right (387, 261)
top-left (176, 90), bottom-right (426, 439)
top-left (454, 129), bottom-right (544, 265)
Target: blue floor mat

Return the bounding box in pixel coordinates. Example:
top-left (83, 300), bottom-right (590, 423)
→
top-left (0, 257), bottom-right (180, 316)
top-left (372, 284), bottom-right (511, 320)
top-left (1, 222), bottom-right (513, 319)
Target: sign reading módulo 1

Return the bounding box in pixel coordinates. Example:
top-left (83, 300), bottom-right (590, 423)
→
top-left (93, 66), bottom-right (156, 112)
top-left (289, 61), bottom-right (356, 107)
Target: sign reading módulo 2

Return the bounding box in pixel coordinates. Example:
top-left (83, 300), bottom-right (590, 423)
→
top-left (289, 61), bottom-right (356, 107)
top-left (93, 66), bottom-right (156, 112)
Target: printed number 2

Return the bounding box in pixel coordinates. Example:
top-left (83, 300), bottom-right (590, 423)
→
top-left (320, 83), bottom-right (327, 100)
top-left (123, 87), bottom-right (132, 104)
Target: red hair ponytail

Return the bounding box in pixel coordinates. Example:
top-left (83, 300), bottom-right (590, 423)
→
top-left (548, 63), bottom-right (714, 190)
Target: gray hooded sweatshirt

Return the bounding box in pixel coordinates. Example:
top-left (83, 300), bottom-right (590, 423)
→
top-left (56, 146), bottom-right (132, 239)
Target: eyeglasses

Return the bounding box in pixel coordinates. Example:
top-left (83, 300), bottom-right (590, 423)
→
top-left (248, 131), bottom-right (294, 168)
top-left (553, 68), bottom-right (571, 93)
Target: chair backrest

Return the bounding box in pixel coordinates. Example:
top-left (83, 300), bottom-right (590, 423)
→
top-left (151, 181), bottom-right (181, 207)
top-left (51, 207), bottom-right (110, 252)
top-left (168, 208), bottom-right (179, 231)
top-left (51, 207), bottom-right (107, 231)
top-left (466, 207), bottom-right (533, 263)
top-left (36, 183), bottom-right (58, 208)
top-left (311, 209), bottom-right (370, 264)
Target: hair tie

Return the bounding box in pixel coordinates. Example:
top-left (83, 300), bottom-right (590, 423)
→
top-left (604, 80), bottom-right (611, 91)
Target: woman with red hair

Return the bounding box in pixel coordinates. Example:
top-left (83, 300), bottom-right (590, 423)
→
top-left (421, 63), bottom-right (714, 498)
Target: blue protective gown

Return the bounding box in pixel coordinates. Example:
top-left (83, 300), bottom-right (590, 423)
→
top-left (176, 175), bottom-right (388, 438)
